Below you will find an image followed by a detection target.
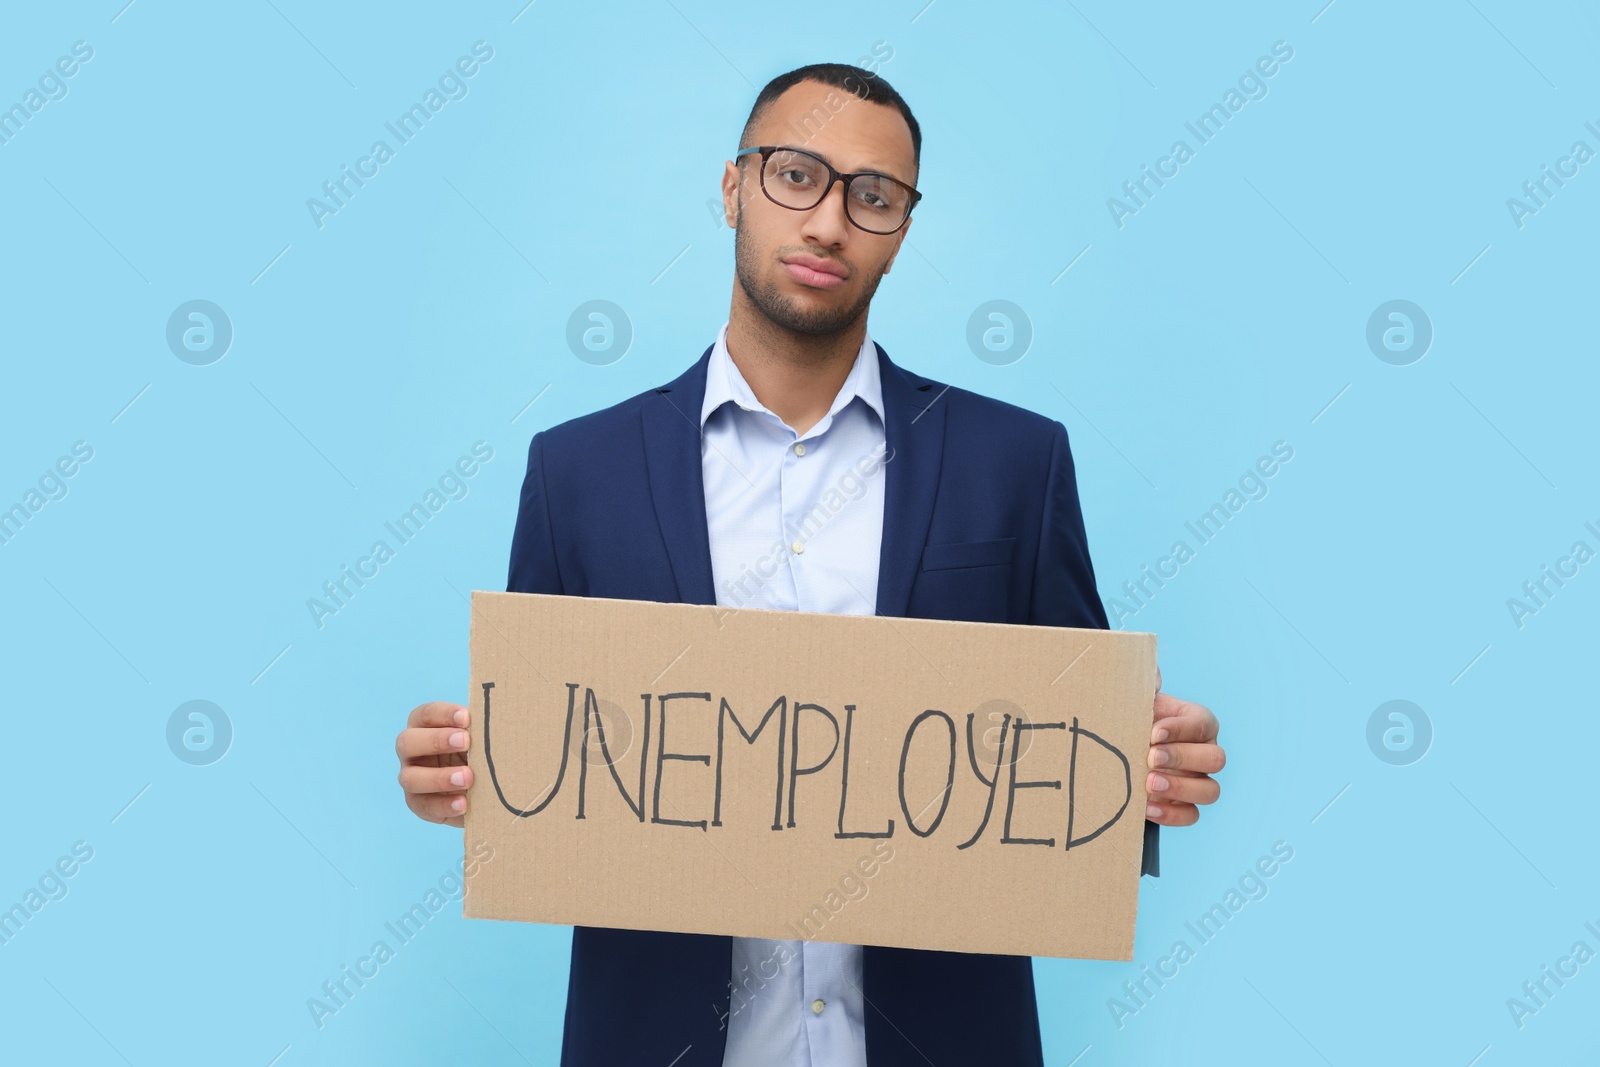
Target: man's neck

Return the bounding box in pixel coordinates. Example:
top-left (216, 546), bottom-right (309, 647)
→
top-left (724, 299), bottom-right (864, 437)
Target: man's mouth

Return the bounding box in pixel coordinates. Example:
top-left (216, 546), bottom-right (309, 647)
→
top-left (780, 253), bottom-right (848, 289)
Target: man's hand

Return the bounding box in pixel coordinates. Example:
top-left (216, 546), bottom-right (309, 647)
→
top-left (396, 701), bottom-right (474, 828)
top-left (1145, 668), bottom-right (1223, 827)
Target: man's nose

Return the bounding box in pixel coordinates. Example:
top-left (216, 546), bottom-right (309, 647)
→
top-left (799, 179), bottom-right (852, 248)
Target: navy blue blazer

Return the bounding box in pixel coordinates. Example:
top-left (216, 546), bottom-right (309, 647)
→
top-left (506, 338), bottom-right (1160, 1067)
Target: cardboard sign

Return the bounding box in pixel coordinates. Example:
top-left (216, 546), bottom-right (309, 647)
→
top-left (462, 591), bottom-right (1156, 960)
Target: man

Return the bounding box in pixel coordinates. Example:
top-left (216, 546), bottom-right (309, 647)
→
top-left (395, 63), bottom-right (1224, 1066)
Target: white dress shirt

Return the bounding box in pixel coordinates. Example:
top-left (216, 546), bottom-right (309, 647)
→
top-left (700, 319), bottom-right (886, 1067)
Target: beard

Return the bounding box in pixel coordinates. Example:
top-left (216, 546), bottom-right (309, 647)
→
top-left (733, 205), bottom-right (888, 338)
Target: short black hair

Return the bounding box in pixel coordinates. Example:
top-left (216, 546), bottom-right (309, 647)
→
top-left (738, 62), bottom-right (922, 174)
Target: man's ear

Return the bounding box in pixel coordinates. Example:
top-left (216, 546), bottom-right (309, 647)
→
top-left (721, 160), bottom-right (743, 228)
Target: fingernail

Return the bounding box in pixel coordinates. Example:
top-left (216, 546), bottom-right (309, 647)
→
top-left (453, 709), bottom-right (467, 727)
top-left (1149, 773), bottom-right (1169, 792)
top-left (1146, 804), bottom-right (1161, 819)
top-left (450, 731), bottom-right (467, 749)
top-left (451, 797), bottom-right (466, 813)
top-left (1153, 727), bottom-right (1168, 743)
top-left (450, 770), bottom-right (466, 787)
top-left (1150, 748), bottom-right (1169, 767)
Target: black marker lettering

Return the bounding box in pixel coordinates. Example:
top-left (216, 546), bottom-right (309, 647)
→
top-left (713, 694), bottom-right (787, 830)
top-left (1001, 718), bottom-right (1066, 846)
top-left (482, 680), bottom-right (578, 818)
top-left (1065, 716), bottom-right (1132, 849)
top-left (652, 691), bottom-right (712, 830)
top-left (897, 709), bottom-right (956, 838)
top-left (576, 687), bottom-right (591, 819)
top-left (786, 702), bottom-right (840, 829)
top-left (956, 710), bottom-right (1011, 850)
top-left (637, 693), bottom-right (652, 823)
top-left (836, 704), bottom-right (893, 839)
top-left (575, 687), bottom-right (650, 821)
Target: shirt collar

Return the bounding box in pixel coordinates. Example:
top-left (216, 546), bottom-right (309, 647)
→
top-left (699, 320), bottom-right (885, 431)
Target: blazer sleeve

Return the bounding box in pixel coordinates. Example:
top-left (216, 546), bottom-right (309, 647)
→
top-left (506, 431), bottom-right (565, 596)
top-left (1030, 420), bottom-right (1160, 877)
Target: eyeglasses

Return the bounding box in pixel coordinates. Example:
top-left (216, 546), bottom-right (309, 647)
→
top-left (735, 145), bottom-right (921, 235)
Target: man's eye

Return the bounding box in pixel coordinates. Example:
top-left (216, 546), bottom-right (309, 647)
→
top-left (853, 182), bottom-right (897, 209)
top-left (779, 169), bottom-right (815, 185)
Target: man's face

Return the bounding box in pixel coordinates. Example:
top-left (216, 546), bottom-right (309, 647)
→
top-left (723, 79), bottom-right (917, 338)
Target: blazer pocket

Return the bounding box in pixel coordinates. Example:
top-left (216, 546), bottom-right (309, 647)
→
top-left (920, 536), bottom-right (1016, 571)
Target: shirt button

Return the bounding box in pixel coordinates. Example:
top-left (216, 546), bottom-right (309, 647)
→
top-left (793, 442), bottom-right (807, 456)
top-left (811, 998), bottom-right (825, 1015)
top-left (791, 540), bottom-right (804, 554)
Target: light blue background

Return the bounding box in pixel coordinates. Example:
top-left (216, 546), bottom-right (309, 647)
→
top-left (2, 1), bottom-right (1594, 1064)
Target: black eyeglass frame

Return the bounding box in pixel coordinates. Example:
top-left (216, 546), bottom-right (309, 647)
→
top-left (734, 144), bottom-right (923, 235)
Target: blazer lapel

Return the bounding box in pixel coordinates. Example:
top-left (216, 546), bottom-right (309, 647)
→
top-left (641, 343), bottom-right (719, 606)
top-left (873, 340), bottom-right (947, 619)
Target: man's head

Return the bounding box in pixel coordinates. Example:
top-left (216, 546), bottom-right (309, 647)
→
top-left (722, 63), bottom-right (921, 339)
